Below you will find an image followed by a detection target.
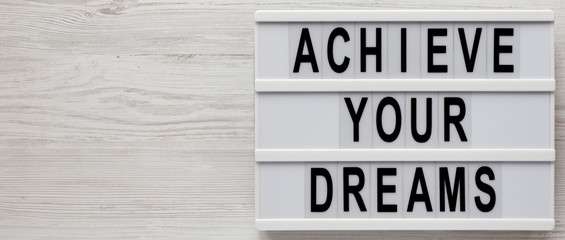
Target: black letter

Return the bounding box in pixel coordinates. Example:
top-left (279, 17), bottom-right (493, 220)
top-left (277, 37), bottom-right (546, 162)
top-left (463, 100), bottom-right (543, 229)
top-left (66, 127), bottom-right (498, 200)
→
top-left (475, 166), bottom-right (496, 212)
top-left (311, 168), bottom-right (333, 212)
top-left (411, 98), bottom-right (432, 143)
top-left (345, 97), bottom-right (368, 142)
top-left (407, 167), bottom-right (432, 212)
top-left (328, 27), bottom-right (350, 73)
top-left (427, 28), bottom-right (448, 73)
top-left (293, 28), bottom-right (319, 73)
top-left (360, 28), bottom-right (382, 72)
top-left (376, 97), bottom-right (402, 142)
top-left (377, 168), bottom-right (397, 212)
top-left (343, 167), bottom-right (367, 212)
top-left (494, 28), bottom-right (514, 73)
top-left (401, 28), bottom-right (407, 72)
top-left (458, 28), bottom-right (482, 72)
top-left (439, 167), bottom-right (466, 212)
top-left (444, 97), bottom-right (468, 142)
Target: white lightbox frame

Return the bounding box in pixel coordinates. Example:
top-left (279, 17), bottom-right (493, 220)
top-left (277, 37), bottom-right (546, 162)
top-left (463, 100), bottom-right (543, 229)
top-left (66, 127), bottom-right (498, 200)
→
top-left (254, 10), bottom-right (555, 231)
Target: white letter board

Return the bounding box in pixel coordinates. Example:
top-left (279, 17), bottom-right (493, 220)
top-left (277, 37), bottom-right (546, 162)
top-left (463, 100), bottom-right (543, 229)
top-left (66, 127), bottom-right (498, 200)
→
top-left (254, 10), bottom-right (555, 231)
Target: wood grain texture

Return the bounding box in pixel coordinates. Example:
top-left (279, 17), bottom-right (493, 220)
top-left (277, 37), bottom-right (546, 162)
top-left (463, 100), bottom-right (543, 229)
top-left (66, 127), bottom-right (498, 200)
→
top-left (0, 0), bottom-right (563, 239)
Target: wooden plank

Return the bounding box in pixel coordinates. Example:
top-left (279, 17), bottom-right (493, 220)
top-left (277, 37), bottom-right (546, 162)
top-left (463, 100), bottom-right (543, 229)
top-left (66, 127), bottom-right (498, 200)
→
top-left (0, 0), bottom-right (564, 238)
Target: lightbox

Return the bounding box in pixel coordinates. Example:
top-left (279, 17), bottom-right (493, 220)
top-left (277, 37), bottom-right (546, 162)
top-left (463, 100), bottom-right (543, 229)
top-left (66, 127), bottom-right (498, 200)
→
top-left (255, 10), bottom-right (555, 231)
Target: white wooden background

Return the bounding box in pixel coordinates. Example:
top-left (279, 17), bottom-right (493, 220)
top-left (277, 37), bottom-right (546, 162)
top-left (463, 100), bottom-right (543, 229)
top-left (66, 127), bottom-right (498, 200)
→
top-left (0, 0), bottom-right (562, 239)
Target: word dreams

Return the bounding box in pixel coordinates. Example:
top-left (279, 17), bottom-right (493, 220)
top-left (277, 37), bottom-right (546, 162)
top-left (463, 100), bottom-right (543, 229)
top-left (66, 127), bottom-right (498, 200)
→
top-left (310, 165), bottom-right (496, 214)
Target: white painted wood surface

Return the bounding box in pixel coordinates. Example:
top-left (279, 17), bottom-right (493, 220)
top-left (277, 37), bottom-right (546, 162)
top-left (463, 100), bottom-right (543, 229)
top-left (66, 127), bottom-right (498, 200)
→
top-left (0, 0), bottom-right (563, 239)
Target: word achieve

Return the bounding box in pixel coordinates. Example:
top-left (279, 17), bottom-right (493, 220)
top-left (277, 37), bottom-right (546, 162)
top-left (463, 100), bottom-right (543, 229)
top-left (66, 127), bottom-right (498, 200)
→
top-left (294, 27), bottom-right (515, 74)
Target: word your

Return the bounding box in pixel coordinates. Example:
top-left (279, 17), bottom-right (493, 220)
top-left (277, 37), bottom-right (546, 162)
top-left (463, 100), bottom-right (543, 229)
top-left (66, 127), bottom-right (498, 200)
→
top-left (345, 96), bottom-right (467, 143)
